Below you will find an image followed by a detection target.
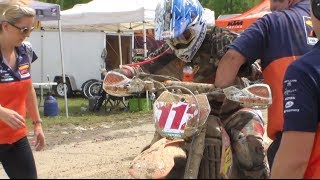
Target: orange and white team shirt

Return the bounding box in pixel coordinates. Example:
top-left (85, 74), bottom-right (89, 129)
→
top-left (0, 42), bottom-right (37, 144)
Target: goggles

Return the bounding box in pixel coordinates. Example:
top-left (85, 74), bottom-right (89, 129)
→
top-left (170, 28), bottom-right (196, 49)
top-left (7, 22), bottom-right (34, 35)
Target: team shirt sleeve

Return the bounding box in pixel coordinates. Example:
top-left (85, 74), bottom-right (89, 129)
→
top-left (282, 64), bottom-right (318, 132)
top-left (228, 15), bottom-right (273, 64)
top-left (23, 41), bottom-right (38, 63)
top-left (31, 51), bottom-right (38, 63)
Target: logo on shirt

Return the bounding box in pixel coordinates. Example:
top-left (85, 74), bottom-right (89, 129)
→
top-left (0, 73), bottom-right (14, 82)
top-left (303, 16), bottom-right (318, 45)
top-left (18, 64), bottom-right (29, 71)
top-left (284, 79), bottom-right (297, 87)
top-left (284, 89), bottom-right (297, 96)
top-left (285, 101), bottom-right (294, 108)
top-left (18, 63), bottom-right (30, 78)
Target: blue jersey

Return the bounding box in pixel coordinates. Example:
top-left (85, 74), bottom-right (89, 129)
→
top-left (283, 40), bottom-right (320, 178)
top-left (228, 0), bottom-right (315, 139)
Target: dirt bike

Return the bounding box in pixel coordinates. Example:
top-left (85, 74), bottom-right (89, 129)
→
top-left (102, 70), bottom-right (271, 179)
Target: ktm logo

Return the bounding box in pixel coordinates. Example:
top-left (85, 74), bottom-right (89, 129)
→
top-left (227, 20), bottom-right (243, 27)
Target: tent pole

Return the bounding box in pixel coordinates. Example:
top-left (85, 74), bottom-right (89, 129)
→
top-left (58, 20), bottom-right (69, 118)
top-left (117, 28), bottom-right (125, 105)
top-left (143, 21), bottom-right (147, 58)
top-left (40, 28), bottom-right (44, 107)
top-left (142, 22), bottom-right (149, 105)
top-left (131, 32), bottom-right (134, 63)
top-left (118, 29), bottom-right (123, 66)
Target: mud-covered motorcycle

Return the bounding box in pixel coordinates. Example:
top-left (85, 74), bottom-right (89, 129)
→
top-left (102, 69), bottom-right (271, 179)
top-left (102, 0), bottom-right (271, 177)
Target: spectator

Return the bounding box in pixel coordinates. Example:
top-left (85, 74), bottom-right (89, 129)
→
top-left (0, 1), bottom-right (45, 179)
top-left (271, 0), bottom-right (320, 178)
top-left (214, 0), bottom-right (314, 170)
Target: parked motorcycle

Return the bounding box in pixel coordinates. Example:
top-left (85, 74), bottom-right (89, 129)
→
top-left (103, 70), bottom-right (271, 179)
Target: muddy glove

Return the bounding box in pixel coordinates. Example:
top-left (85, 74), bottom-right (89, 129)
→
top-left (222, 109), bottom-right (270, 179)
top-left (238, 60), bottom-right (263, 81)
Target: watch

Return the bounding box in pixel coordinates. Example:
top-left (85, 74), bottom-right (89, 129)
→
top-left (32, 119), bottom-right (42, 125)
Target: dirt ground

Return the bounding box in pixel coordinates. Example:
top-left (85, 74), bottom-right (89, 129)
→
top-left (0, 110), bottom-right (270, 179)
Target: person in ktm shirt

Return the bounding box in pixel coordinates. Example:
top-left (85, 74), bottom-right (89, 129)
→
top-left (271, 0), bottom-right (320, 178)
top-left (0, 0), bottom-right (45, 179)
top-left (214, 0), bottom-right (315, 171)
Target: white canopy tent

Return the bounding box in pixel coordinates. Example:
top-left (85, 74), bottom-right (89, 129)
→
top-left (30, 1), bottom-right (69, 118)
top-left (42, 0), bottom-right (216, 65)
top-left (42, 0), bottom-right (161, 65)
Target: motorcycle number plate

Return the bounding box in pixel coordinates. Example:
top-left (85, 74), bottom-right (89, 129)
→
top-left (153, 91), bottom-right (210, 139)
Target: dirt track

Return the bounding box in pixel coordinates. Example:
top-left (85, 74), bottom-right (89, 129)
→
top-left (0, 113), bottom-right (155, 179)
top-left (0, 110), bottom-right (270, 179)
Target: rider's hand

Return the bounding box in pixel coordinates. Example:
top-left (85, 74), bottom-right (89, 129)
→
top-left (34, 124), bottom-right (45, 151)
top-left (0, 106), bottom-right (25, 129)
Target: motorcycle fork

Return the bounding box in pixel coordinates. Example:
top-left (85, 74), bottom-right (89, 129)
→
top-left (184, 123), bottom-right (207, 179)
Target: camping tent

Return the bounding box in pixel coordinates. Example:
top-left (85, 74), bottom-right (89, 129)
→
top-left (215, 0), bottom-right (271, 32)
top-left (30, 1), bottom-right (69, 118)
top-left (42, 0), bottom-right (160, 63)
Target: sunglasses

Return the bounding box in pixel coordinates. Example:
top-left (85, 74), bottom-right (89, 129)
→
top-left (7, 22), bottom-right (34, 35)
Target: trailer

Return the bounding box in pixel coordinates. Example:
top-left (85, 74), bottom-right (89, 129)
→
top-left (28, 30), bottom-right (107, 97)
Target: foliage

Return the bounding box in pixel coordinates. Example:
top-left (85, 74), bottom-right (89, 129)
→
top-left (37, 0), bottom-right (91, 10)
top-left (199, 0), bottom-right (263, 18)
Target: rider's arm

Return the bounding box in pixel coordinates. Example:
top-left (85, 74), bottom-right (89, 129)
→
top-left (214, 49), bottom-right (246, 88)
top-left (271, 63), bottom-right (318, 178)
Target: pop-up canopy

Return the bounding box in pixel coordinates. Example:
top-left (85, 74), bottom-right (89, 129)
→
top-left (215, 0), bottom-right (271, 32)
top-left (42, 0), bottom-right (160, 62)
top-left (42, 0), bottom-right (158, 32)
top-left (31, 0), bottom-right (60, 21)
top-left (42, 0), bottom-right (215, 65)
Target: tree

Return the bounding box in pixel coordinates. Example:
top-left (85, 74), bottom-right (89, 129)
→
top-left (37, 0), bottom-right (91, 10)
top-left (199, 0), bottom-right (263, 18)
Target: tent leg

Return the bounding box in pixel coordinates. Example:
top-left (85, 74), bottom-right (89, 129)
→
top-left (118, 29), bottom-right (123, 67)
top-left (40, 28), bottom-right (44, 107)
top-left (143, 22), bottom-right (147, 58)
top-left (58, 20), bottom-right (69, 118)
top-left (131, 32), bottom-right (134, 63)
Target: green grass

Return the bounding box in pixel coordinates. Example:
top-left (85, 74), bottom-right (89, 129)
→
top-left (26, 96), bottom-right (152, 129)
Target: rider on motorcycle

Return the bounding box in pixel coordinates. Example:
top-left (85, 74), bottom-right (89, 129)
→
top-left (104, 0), bottom-right (269, 178)
top-left (153, 0), bottom-right (269, 178)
